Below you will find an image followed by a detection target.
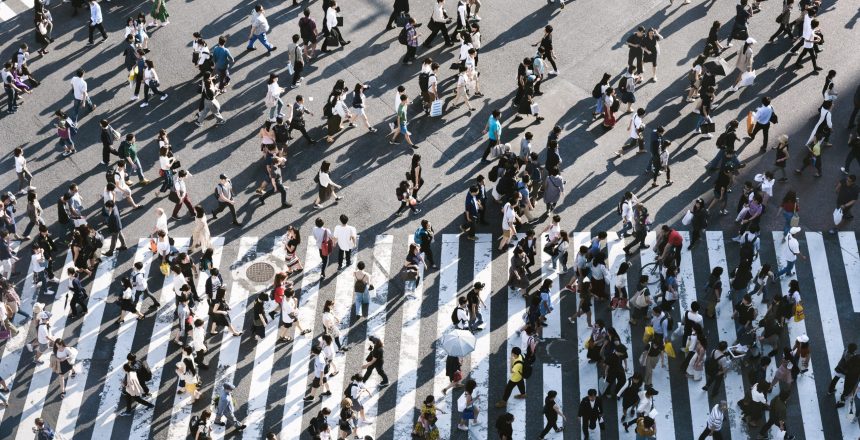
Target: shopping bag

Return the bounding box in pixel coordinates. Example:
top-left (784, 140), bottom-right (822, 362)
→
top-left (740, 70), bottom-right (757, 87)
top-left (584, 336), bottom-right (593, 350)
top-left (149, 239), bottom-right (158, 254)
top-left (746, 111), bottom-right (755, 136)
top-left (834, 208), bottom-right (844, 225)
top-left (159, 261), bottom-right (170, 276)
top-left (794, 304), bottom-right (805, 322)
top-left (530, 103), bottom-right (540, 115)
top-left (598, 377), bottom-right (608, 395)
top-left (287, 62), bottom-right (295, 76)
top-left (664, 341), bottom-right (677, 358)
top-left (643, 325), bottom-right (655, 344)
top-left (682, 210), bottom-right (694, 226)
top-left (430, 99), bottom-right (443, 117)
top-left (700, 121), bottom-right (716, 134)
top-left (639, 350), bottom-right (648, 367)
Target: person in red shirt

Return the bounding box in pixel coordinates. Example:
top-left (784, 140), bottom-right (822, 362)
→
top-left (268, 272), bottom-right (288, 320)
top-left (658, 225), bottom-right (683, 270)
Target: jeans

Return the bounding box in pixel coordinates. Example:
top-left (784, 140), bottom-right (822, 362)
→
top-left (268, 98), bottom-right (284, 120)
top-left (5, 86), bottom-right (17, 112)
top-left (337, 248), bottom-right (352, 269)
top-left (695, 114), bottom-right (711, 131)
top-left (595, 97), bottom-right (604, 113)
top-left (129, 157), bottom-right (145, 181)
top-left (551, 251), bottom-right (568, 270)
top-left (247, 32), bottom-right (274, 51)
top-left (781, 211), bottom-right (794, 236)
top-left (214, 67), bottom-right (231, 90)
top-left (354, 289), bottom-right (369, 315)
top-left (72, 97), bottom-right (94, 123)
top-left (776, 260), bottom-right (796, 277)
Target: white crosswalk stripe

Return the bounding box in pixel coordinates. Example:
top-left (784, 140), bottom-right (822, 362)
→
top-left (2, 231), bottom-right (859, 439)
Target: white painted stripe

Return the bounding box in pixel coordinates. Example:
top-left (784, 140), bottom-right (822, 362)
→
top-left (19, 0), bottom-right (34, 8)
top-left (318, 237), bottom-right (360, 432)
top-left (640, 231), bottom-right (675, 439)
top-left (130, 238), bottom-right (190, 436)
top-left (0, 241), bottom-right (44, 422)
top-left (244, 237), bottom-right (285, 440)
top-left (16, 252), bottom-right (77, 439)
top-left (0, 3), bottom-right (16, 21)
top-left (606, 233), bottom-right (633, 427)
top-left (279, 236), bottom-right (323, 438)
top-left (543, 363), bottom-right (564, 430)
top-left (771, 231), bottom-right (823, 438)
top-left (468, 234), bottom-right (492, 434)
top-left (210, 237), bottom-right (257, 440)
top-left (573, 232), bottom-right (596, 435)
top-left (91, 243), bottom-right (155, 438)
top-left (540, 235), bottom-right (561, 339)
top-left (505, 233), bottom-right (526, 440)
top-left (432, 234), bottom-right (459, 437)
top-left (838, 232), bottom-right (860, 313)
top-left (391, 234), bottom-right (425, 439)
top-left (806, 233), bottom-right (860, 438)
top-left (361, 235), bottom-right (394, 439)
top-left (165, 237), bottom-right (225, 440)
top-left (678, 232), bottom-right (710, 436)
top-left (54, 243), bottom-right (123, 439)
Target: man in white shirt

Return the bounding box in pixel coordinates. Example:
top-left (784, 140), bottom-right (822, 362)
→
top-left (246, 5), bottom-right (277, 54)
top-left (423, 0), bottom-right (453, 48)
top-left (170, 170), bottom-right (195, 219)
top-left (617, 108), bottom-right (646, 157)
top-left (749, 96), bottom-right (775, 153)
top-left (321, 0), bottom-right (350, 52)
top-left (776, 226), bottom-right (805, 278)
top-left (70, 68), bottom-right (95, 123)
top-left (793, 16), bottom-right (822, 73)
top-left (87, 0), bottom-right (108, 45)
top-left (332, 214), bottom-right (357, 270)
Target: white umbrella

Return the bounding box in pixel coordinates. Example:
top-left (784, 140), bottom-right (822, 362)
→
top-left (441, 329), bottom-right (477, 357)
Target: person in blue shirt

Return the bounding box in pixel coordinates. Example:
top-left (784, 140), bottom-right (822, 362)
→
top-left (481, 109), bottom-right (502, 161)
top-left (461, 185), bottom-right (480, 240)
top-left (211, 36), bottom-right (235, 93)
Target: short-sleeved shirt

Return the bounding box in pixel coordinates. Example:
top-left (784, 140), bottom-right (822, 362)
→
top-left (333, 224), bottom-right (357, 251)
top-left (71, 77), bottom-right (87, 100)
top-left (626, 33), bottom-right (644, 53)
top-left (837, 180), bottom-right (859, 206)
top-left (488, 117), bottom-right (501, 141)
top-left (782, 235), bottom-right (800, 262)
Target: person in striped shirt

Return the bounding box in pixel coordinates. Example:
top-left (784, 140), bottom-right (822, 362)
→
top-left (698, 400), bottom-right (727, 439)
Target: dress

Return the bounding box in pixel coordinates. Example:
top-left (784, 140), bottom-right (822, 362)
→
top-left (191, 215), bottom-right (211, 251)
top-left (602, 95), bottom-right (616, 128)
top-left (151, 0), bottom-right (169, 22)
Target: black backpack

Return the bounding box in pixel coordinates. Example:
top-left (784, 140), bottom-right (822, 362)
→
top-left (189, 415), bottom-right (201, 439)
top-left (136, 360), bottom-right (153, 382)
top-left (591, 82), bottom-right (603, 99)
top-left (57, 198), bottom-right (69, 224)
top-left (418, 72), bottom-right (430, 94)
top-left (705, 350), bottom-right (725, 375)
top-left (105, 166), bottom-right (119, 185)
top-left (618, 75), bottom-right (628, 92)
top-left (516, 359), bottom-right (533, 379)
top-left (451, 306), bottom-right (462, 326)
top-left (323, 98), bottom-right (334, 118)
top-left (398, 27), bottom-right (408, 45)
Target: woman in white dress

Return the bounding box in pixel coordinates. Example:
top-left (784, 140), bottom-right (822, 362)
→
top-left (191, 205), bottom-right (211, 252)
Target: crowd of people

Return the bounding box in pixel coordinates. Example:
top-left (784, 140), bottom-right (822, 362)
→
top-left (2, 0), bottom-right (860, 439)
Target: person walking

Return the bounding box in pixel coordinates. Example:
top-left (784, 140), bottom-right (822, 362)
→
top-left (212, 174), bottom-right (241, 226)
top-left (212, 36), bottom-right (234, 92)
top-left (577, 388), bottom-right (605, 439)
top-left (87, 0), bottom-right (108, 46)
top-left (246, 5), bottom-right (277, 55)
top-left (103, 200), bottom-right (128, 257)
top-left (386, 0), bottom-right (410, 29)
top-left (403, 17), bottom-right (420, 65)
top-left (321, 0), bottom-right (349, 52)
top-left (332, 214), bottom-right (357, 270)
top-left (776, 227), bottom-right (805, 277)
top-left (361, 335), bottom-right (389, 386)
top-left (749, 96), bottom-right (776, 152)
top-left (830, 174), bottom-right (859, 234)
top-left (214, 383), bottom-right (246, 430)
top-left (196, 73), bottom-right (226, 127)
top-left (423, 0), bottom-right (453, 48)
top-left (389, 93), bottom-right (418, 148)
top-left (495, 347), bottom-right (526, 408)
top-left (728, 38), bottom-right (755, 92)
top-left (698, 401), bottom-right (727, 440)
top-left (312, 161), bottom-right (343, 209)
top-left (481, 109), bottom-right (502, 161)
top-left (170, 170), bottom-right (195, 219)
top-left (538, 390), bottom-right (565, 439)
top-left (141, 60), bottom-right (167, 107)
top-left (70, 68), bottom-right (96, 123)
top-left (119, 363), bottom-right (155, 416)
top-left (149, 0), bottom-right (170, 27)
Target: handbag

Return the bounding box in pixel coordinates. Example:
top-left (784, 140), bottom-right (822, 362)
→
top-left (149, 79), bottom-right (160, 88)
top-left (530, 103), bottom-right (540, 115)
top-left (638, 350), bottom-right (648, 367)
top-left (336, 16), bottom-right (344, 27)
top-left (320, 230), bottom-right (333, 257)
top-left (643, 325), bottom-right (655, 344)
top-left (325, 33), bottom-right (340, 48)
top-left (584, 336), bottom-right (593, 349)
top-left (664, 341), bottom-right (677, 358)
top-left (790, 206), bottom-right (800, 227)
top-left (681, 210), bottom-right (694, 226)
top-left (429, 99), bottom-right (443, 117)
top-left (746, 111), bottom-right (755, 136)
top-left (168, 190), bottom-right (180, 203)
top-left (794, 304), bottom-right (805, 322)
top-left (159, 261), bottom-right (170, 276)
top-left (542, 242), bottom-right (558, 256)
top-left (700, 122), bottom-right (716, 134)
top-left (834, 208), bottom-right (844, 225)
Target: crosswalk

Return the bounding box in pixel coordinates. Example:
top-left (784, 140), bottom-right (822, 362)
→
top-left (0, 0), bottom-right (34, 22)
top-left (0, 230), bottom-right (858, 439)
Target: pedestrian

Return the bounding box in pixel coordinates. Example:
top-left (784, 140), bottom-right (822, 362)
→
top-left (210, 174), bottom-right (241, 226)
top-left (211, 36), bottom-right (234, 92)
top-left (287, 95), bottom-right (317, 144)
top-left (33, 418), bottom-right (56, 440)
top-left (361, 335), bottom-right (389, 386)
top-left (403, 17), bottom-right (420, 65)
top-left (702, 341), bottom-right (730, 397)
top-left (195, 73), bottom-right (226, 127)
top-left (103, 200), bottom-right (128, 257)
top-left (698, 401), bottom-right (728, 440)
top-left (842, 138), bottom-right (860, 174)
top-left (312, 217), bottom-right (332, 278)
top-left (298, 8), bottom-right (318, 59)
top-left (67, 267), bottom-right (89, 317)
top-left (729, 38), bottom-right (756, 92)
top-left (768, 0), bottom-right (794, 43)
top-left (214, 383), bottom-right (246, 430)
top-left (726, 0), bottom-right (752, 47)
top-left (495, 413), bottom-right (514, 440)
top-left (191, 205), bottom-right (211, 252)
top-left (537, 390), bottom-right (565, 439)
top-left (87, 0), bottom-right (108, 46)
top-left (829, 174), bottom-right (859, 233)
top-left (386, 0), bottom-right (410, 29)
top-left (175, 359), bottom-right (201, 402)
top-left (34, 6), bottom-right (53, 55)
top-left (246, 5), bottom-right (277, 55)
top-left (578, 388), bottom-right (605, 439)
top-left (495, 347), bottom-right (527, 408)
top-left (170, 170), bottom-right (195, 219)
top-left (321, 0), bottom-right (349, 52)
top-left (70, 68), bottom-right (96, 123)
top-left (119, 363), bottom-right (155, 416)
top-left (776, 226), bottom-right (805, 277)
top-left (149, 0), bottom-right (170, 27)
top-left (423, 0), bottom-right (452, 48)
top-left (389, 93), bottom-right (418, 148)
top-left (312, 161), bottom-right (343, 208)
top-left (749, 97), bottom-right (777, 152)
top-left (793, 18), bottom-right (822, 72)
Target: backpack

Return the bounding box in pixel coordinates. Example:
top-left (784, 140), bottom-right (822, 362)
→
top-left (705, 350), bottom-right (725, 375)
top-left (398, 27), bottom-right (408, 45)
top-left (739, 235), bottom-right (757, 262)
top-left (516, 359), bottom-right (533, 379)
top-left (36, 426), bottom-right (55, 440)
top-left (105, 166), bottom-right (120, 185)
top-left (451, 306), bottom-right (462, 326)
top-left (618, 75), bottom-right (628, 92)
top-left (57, 198), bottom-right (69, 224)
top-left (323, 99), bottom-right (333, 118)
top-left (189, 415), bottom-right (201, 439)
top-left (418, 72), bottom-right (430, 94)
top-left (136, 360), bottom-right (153, 382)
top-left (591, 82), bottom-right (603, 99)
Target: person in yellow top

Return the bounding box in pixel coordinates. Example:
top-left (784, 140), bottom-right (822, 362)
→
top-left (495, 347), bottom-right (527, 408)
top-left (635, 415), bottom-right (656, 439)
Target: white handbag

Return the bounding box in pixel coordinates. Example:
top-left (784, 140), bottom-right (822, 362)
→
top-left (681, 210), bottom-right (694, 226)
top-left (430, 99), bottom-right (443, 117)
top-left (530, 103), bottom-right (540, 115)
top-left (834, 208), bottom-right (844, 225)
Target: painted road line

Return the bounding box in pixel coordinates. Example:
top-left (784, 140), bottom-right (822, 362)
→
top-left (0, 3), bottom-right (16, 22)
top-left (432, 234), bottom-right (459, 437)
top-left (391, 234), bottom-right (425, 439)
top-left (15, 251), bottom-right (77, 440)
top-left (279, 236), bottom-right (323, 438)
top-left (361, 235), bottom-right (393, 439)
top-left (572, 232), bottom-right (596, 438)
top-left (606, 233), bottom-right (634, 428)
top-left (210, 237), bottom-right (257, 440)
top-left (543, 363), bottom-right (564, 431)
top-left (806, 232), bottom-right (860, 438)
top-left (54, 244), bottom-right (123, 439)
top-left (540, 235), bottom-right (562, 339)
top-left (90, 243), bottom-right (155, 438)
top-left (837, 232), bottom-right (860, 313)
top-left (678, 232), bottom-right (710, 437)
top-left (468, 234), bottom-right (492, 435)
top-left (164, 237), bottom-right (224, 440)
top-left (505, 233), bottom-right (526, 440)
top-left (130, 239), bottom-right (190, 436)
top-left (771, 231), bottom-right (822, 438)
top-left (640, 231), bottom-right (675, 439)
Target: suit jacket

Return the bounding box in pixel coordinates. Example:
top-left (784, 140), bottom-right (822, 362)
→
top-left (578, 397), bottom-right (604, 422)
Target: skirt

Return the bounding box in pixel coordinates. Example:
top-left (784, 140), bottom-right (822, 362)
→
top-left (119, 298), bottom-right (137, 313)
top-left (327, 115), bottom-right (342, 136)
top-left (318, 184), bottom-right (333, 202)
top-left (210, 313), bottom-right (228, 327)
top-left (151, 2), bottom-right (170, 21)
top-left (59, 359), bottom-right (73, 375)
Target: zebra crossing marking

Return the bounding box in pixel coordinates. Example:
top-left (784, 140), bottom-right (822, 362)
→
top-left (0, 3), bottom-right (16, 21)
top-left (469, 234), bottom-right (493, 436)
top-left (361, 235), bottom-right (394, 438)
top-left (606, 233), bottom-right (634, 429)
top-left (54, 246), bottom-right (120, 439)
top-left (505, 233), bottom-right (527, 439)
top-left (540, 235), bottom-right (562, 339)
top-left (432, 234), bottom-right (460, 436)
top-left (838, 232), bottom-right (860, 313)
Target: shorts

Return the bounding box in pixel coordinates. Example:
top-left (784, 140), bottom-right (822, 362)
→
top-left (38, 342), bottom-right (49, 352)
top-left (312, 376), bottom-right (326, 388)
top-left (280, 320), bottom-right (293, 328)
top-left (713, 188), bottom-right (724, 198)
top-left (352, 107), bottom-right (366, 117)
top-left (400, 122), bottom-right (409, 134)
top-left (502, 229), bottom-right (513, 239)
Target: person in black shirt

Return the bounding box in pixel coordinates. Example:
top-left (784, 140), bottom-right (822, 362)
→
top-left (537, 25), bottom-right (558, 74)
top-left (495, 412), bottom-right (514, 440)
top-left (539, 390), bottom-right (565, 438)
top-left (578, 388), bottom-right (605, 439)
top-left (361, 336), bottom-right (389, 386)
top-left (259, 156), bottom-right (291, 208)
top-left (287, 95), bottom-right (317, 144)
top-left (251, 292), bottom-right (269, 341)
top-left (708, 167), bottom-right (733, 215)
top-left (831, 174), bottom-right (859, 233)
top-left (466, 282), bottom-right (486, 331)
top-left (625, 26), bottom-right (646, 75)
top-left (706, 121), bottom-right (741, 171)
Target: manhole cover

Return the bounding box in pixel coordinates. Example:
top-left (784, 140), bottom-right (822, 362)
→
top-left (246, 261), bottom-right (276, 284)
